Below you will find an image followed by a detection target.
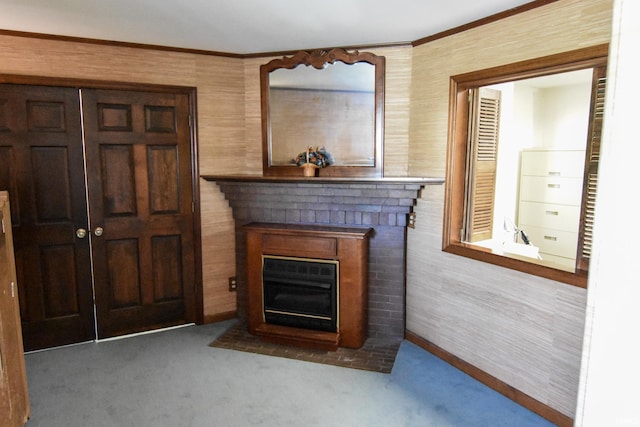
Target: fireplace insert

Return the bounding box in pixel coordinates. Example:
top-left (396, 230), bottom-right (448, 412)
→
top-left (262, 256), bottom-right (338, 332)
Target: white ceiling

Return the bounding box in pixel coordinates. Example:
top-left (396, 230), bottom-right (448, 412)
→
top-left (1, 0), bottom-right (533, 54)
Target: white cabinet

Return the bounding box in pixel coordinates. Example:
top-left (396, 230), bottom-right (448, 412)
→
top-left (517, 150), bottom-right (585, 270)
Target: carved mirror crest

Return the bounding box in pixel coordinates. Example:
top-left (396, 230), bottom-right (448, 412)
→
top-left (261, 48), bottom-right (385, 177)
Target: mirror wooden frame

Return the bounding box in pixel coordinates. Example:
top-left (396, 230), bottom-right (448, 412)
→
top-left (260, 48), bottom-right (385, 177)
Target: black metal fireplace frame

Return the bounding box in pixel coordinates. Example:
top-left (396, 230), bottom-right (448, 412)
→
top-left (261, 255), bottom-right (339, 332)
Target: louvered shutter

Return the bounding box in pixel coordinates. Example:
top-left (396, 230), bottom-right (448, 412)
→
top-left (576, 66), bottom-right (606, 272)
top-left (464, 88), bottom-right (501, 243)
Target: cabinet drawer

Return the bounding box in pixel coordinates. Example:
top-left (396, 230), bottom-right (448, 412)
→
top-left (518, 201), bottom-right (580, 232)
top-left (519, 176), bottom-right (583, 205)
top-left (537, 252), bottom-right (576, 272)
top-left (519, 225), bottom-right (578, 259)
top-left (521, 150), bottom-right (585, 178)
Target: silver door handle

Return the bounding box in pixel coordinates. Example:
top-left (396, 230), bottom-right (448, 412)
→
top-left (76, 228), bottom-right (87, 239)
top-left (94, 227), bottom-right (104, 237)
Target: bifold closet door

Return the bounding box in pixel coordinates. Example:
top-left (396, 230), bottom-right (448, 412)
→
top-left (0, 84), bottom-right (95, 351)
top-left (1, 84), bottom-right (197, 350)
top-left (81, 89), bottom-right (196, 339)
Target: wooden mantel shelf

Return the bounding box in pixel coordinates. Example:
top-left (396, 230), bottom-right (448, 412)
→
top-left (201, 174), bottom-right (444, 185)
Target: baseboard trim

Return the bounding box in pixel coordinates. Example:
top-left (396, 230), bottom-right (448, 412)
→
top-left (404, 330), bottom-right (573, 427)
top-left (203, 311), bottom-right (237, 324)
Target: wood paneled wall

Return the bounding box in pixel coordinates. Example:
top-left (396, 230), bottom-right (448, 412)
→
top-left (406, 0), bottom-right (612, 419)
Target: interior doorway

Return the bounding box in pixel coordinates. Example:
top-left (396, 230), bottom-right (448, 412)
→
top-left (0, 83), bottom-right (201, 351)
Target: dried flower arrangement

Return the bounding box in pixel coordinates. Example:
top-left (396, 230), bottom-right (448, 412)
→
top-left (294, 146), bottom-right (334, 168)
top-left (293, 146), bottom-right (334, 176)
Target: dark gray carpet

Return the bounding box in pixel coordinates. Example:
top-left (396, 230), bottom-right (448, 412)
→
top-left (24, 320), bottom-right (555, 427)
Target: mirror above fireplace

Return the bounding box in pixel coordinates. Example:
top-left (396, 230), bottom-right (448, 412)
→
top-left (260, 48), bottom-right (385, 178)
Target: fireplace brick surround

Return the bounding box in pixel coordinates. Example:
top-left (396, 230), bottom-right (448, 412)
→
top-left (206, 176), bottom-right (442, 341)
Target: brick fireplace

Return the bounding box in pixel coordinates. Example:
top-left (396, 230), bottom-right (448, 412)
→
top-left (204, 176), bottom-right (442, 341)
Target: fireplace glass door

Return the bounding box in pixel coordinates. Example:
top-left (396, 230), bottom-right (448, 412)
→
top-left (262, 256), bottom-right (338, 332)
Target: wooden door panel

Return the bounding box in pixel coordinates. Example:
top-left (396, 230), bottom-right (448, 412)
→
top-left (151, 234), bottom-right (183, 302)
top-left (98, 103), bottom-right (132, 131)
top-left (0, 97), bottom-right (8, 130)
top-left (0, 84), bottom-right (95, 351)
top-left (0, 146), bottom-right (19, 225)
top-left (100, 144), bottom-right (137, 216)
top-left (26, 100), bottom-right (68, 132)
top-left (145, 105), bottom-right (177, 133)
top-left (106, 238), bottom-right (141, 308)
top-left (14, 234), bottom-right (84, 323)
top-left (31, 147), bottom-right (73, 222)
top-left (82, 89), bottom-right (195, 339)
top-left (40, 244), bottom-right (80, 317)
top-left (149, 146), bottom-right (180, 214)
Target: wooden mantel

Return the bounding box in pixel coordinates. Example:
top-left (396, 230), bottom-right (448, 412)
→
top-left (201, 174), bottom-right (444, 185)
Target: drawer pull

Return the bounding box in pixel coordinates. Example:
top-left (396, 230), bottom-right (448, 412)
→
top-left (544, 235), bottom-right (558, 241)
top-left (547, 183), bottom-right (561, 189)
top-left (548, 171), bottom-right (561, 176)
top-left (545, 210), bottom-right (559, 216)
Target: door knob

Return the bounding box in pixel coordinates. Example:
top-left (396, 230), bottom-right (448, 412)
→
top-left (94, 227), bottom-right (104, 237)
top-left (76, 228), bottom-right (87, 239)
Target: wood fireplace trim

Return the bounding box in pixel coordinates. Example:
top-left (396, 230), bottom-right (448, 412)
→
top-left (201, 174), bottom-right (444, 185)
top-left (243, 222), bottom-right (373, 350)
